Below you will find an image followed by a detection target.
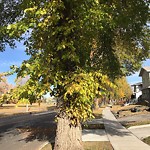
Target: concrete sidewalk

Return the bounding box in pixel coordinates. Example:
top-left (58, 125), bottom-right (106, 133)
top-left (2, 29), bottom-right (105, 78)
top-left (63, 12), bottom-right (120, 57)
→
top-left (103, 107), bottom-right (150, 150)
top-left (82, 129), bottom-right (109, 141)
top-left (128, 124), bottom-right (150, 140)
top-left (82, 118), bottom-right (109, 142)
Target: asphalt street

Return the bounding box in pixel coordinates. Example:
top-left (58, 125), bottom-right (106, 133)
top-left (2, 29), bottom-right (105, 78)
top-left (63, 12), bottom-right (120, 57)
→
top-left (117, 114), bottom-right (150, 124)
top-left (0, 111), bottom-right (57, 150)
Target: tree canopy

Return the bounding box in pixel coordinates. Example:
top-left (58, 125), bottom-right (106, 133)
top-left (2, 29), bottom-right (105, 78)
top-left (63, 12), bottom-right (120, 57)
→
top-left (2, 0), bottom-right (150, 77)
top-left (0, 0), bottom-right (23, 51)
top-left (0, 74), bottom-right (13, 104)
top-left (0, 0), bottom-right (149, 122)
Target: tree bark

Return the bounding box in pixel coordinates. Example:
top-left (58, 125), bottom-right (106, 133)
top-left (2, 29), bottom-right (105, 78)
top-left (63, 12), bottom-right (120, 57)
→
top-left (54, 114), bottom-right (83, 150)
top-left (94, 98), bottom-right (99, 110)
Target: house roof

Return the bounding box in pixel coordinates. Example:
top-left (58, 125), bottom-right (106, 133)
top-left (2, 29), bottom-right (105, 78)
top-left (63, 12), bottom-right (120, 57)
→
top-left (139, 66), bottom-right (150, 76)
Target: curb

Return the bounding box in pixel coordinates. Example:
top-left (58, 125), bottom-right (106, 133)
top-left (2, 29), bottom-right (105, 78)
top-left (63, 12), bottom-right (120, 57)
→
top-left (128, 124), bottom-right (150, 129)
top-left (38, 141), bottom-right (49, 150)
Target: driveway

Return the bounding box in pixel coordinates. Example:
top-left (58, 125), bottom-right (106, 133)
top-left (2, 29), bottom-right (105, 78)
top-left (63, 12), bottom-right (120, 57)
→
top-left (117, 114), bottom-right (150, 124)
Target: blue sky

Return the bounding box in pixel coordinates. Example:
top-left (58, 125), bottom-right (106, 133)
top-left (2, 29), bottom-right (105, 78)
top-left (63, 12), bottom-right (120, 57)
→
top-left (0, 42), bottom-right (29, 85)
top-left (126, 59), bottom-right (150, 85)
top-left (0, 43), bottom-right (150, 85)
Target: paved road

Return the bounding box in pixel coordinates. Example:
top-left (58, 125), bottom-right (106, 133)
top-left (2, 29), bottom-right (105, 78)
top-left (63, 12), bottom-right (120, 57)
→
top-left (0, 111), bottom-right (56, 150)
top-left (117, 114), bottom-right (150, 124)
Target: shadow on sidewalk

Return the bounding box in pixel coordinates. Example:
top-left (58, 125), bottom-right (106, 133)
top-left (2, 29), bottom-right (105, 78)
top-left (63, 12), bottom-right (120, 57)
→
top-left (104, 118), bottom-right (132, 137)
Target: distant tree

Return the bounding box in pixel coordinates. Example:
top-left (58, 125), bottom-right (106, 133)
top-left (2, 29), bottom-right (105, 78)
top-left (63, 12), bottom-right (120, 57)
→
top-left (15, 76), bottom-right (30, 86)
top-left (0, 75), bottom-right (13, 104)
top-left (0, 76), bottom-right (12, 94)
top-left (111, 77), bottom-right (132, 102)
top-left (9, 79), bottom-right (40, 105)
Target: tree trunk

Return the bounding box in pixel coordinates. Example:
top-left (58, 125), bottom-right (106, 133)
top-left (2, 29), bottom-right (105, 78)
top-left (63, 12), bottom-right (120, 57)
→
top-left (94, 98), bottom-right (99, 110)
top-left (54, 114), bottom-right (83, 150)
top-left (26, 104), bottom-right (29, 112)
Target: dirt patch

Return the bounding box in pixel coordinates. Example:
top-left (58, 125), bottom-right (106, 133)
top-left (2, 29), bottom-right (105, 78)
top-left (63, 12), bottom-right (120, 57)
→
top-left (41, 141), bottom-right (113, 150)
top-left (41, 143), bottom-right (54, 150)
top-left (83, 141), bottom-right (113, 150)
top-left (82, 123), bottom-right (104, 129)
top-left (112, 105), bottom-right (150, 128)
top-left (123, 120), bottom-right (150, 128)
top-left (142, 136), bottom-right (150, 146)
top-left (111, 105), bottom-right (150, 118)
top-left (93, 107), bottom-right (104, 119)
top-left (0, 103), bottom-right (56, 117)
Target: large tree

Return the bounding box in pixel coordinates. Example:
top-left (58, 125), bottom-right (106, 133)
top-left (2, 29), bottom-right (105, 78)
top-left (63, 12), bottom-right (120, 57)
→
top-left (1, 0), bottom-right (150, 149)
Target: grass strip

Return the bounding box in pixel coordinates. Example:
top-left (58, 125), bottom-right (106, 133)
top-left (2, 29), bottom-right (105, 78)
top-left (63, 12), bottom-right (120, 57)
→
top-left (41, 141), bottom-right (114, 150)
top-left (142, 136), bottom-right (150, 146)
top-left (123, 121), bottom-right (150, 128)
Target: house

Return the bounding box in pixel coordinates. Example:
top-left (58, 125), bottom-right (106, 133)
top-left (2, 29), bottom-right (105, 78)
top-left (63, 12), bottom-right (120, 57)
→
top-left (139, 66), bottom-right (150, 106)
top-left (131, 82), bottom-right (142, 100)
